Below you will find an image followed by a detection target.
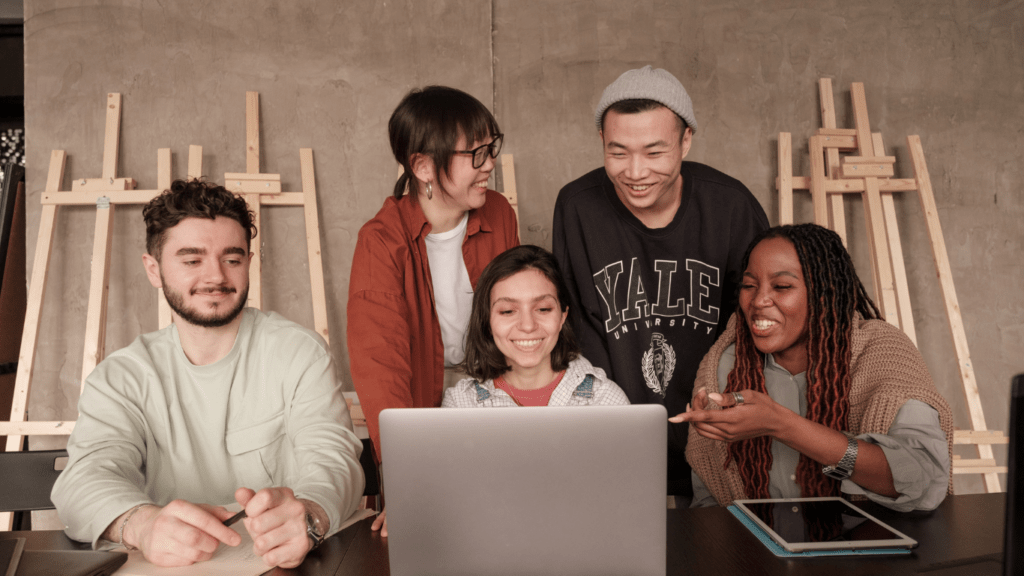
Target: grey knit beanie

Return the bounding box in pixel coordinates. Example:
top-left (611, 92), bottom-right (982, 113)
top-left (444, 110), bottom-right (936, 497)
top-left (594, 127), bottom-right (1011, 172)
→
top-left (594, 65), bottom-right (697, 134)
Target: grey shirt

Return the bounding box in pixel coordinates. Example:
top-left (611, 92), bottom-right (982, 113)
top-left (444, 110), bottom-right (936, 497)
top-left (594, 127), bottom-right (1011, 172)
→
top-left (691, 344), bottom-right (950, 511)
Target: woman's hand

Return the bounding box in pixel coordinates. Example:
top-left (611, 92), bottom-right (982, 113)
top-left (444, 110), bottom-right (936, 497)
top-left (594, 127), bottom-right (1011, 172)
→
top-left (371, 507), bottom-right (388, 538)
top-left (668, 388), bottom-right (794, 442)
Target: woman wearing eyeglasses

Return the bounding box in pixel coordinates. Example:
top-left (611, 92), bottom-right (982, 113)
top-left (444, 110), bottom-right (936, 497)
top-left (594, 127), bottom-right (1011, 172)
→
top-left (347, 86), bottom-right (518, 535)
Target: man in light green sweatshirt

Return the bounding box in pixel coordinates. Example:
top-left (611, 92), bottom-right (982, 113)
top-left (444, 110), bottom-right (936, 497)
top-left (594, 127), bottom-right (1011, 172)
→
top-left (52, 179), bottom-right (364, 569)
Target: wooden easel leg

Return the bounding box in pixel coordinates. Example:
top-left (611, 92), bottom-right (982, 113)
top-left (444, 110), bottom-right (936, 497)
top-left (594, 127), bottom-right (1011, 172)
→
top-left (908, 135), bottom-right (1000, 492)
top-left (870, 133), bottom-right (916, 344)
top-left (80, 202), bottom-right (114, 390)
top-left (817, 79), bottom-right (848, 245)
top-left (862, 177), bottom-right (900, 327)
top-left (809, 136), bottom-right (829, 226)
top-left (300, 148), bottom-right (330, 344)
top-left (777, 133), bottom-right (793, 225)
top-left (157, 148), bottom-right (173, 329)
top-left (1, 151), bottom-right (66, 530)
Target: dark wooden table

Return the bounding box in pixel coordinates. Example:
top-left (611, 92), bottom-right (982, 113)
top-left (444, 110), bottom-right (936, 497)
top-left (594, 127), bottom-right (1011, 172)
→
top-left (2, 494), bottom-right (1005, 575)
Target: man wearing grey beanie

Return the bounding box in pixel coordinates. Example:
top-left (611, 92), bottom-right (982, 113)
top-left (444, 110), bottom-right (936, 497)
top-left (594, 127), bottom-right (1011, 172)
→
top-left (552, 66), bottom-right (769, 501)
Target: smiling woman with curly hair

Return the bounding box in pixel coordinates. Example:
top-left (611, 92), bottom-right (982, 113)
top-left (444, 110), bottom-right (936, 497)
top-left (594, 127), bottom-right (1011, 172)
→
top-left (674, 224), bottom-right (954, 512)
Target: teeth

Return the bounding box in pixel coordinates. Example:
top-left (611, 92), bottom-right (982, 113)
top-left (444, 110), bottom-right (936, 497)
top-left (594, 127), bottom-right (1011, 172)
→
top-left (753, 320), bottom-right (776, 330)
top-left (629, 185), bottom-right (651, 191)
top-left (514, 339), bottom-right (542, 348)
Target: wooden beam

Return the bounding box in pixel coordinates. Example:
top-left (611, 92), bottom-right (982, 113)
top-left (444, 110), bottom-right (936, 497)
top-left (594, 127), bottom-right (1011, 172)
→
top-left (102, 93), bottom-right (121, 179)
top-left (70, 178), bottom-right (136, 192)
top-left (157, 148), bottom-right (172, 329)
top-left (818, 79), bottom-right (847, 245)
top-left (6, 150), bottom-right (66, 453)
top-left (258, 193), bottom-right (306, 206)
top-left (501, 153), bottom-right (524, 238)
top-left (907, 134), bottom-right (1000, 492)
top-left (0, 421), bottom-right (76, 436)
top-left (225, 172), bottom-right (281, 182)
top-left (300, 149), bottom-right (330, 344)
top-left (226, 180), bottom-right (283, 194)
top-left (862, 176), bottom-right (900, 326)
top-left (785, 176), bottom-right (919, 193)
top-left (850, 83), bottom-right (874, 157)
top-left (840, 163), bottom-right (895, 178)
top-left (246, 92), bottom-right (260, 174)
top-left (872, 133), bottom-right (917, 344)
top-left (80, 199), bottom-right (115, 389)
top-left (246, 195), bottom-right (262, 310)
top-left (808, 136), bottom-right (829, 226)
top-left (188, 145), bottom-right (203, 180)
top-left (777, 132), bottom-right (793, 225)
top-left (41, 190), bottom-right (164, 205)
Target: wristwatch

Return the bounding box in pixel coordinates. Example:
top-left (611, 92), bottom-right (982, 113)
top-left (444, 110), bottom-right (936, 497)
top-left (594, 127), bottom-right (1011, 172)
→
top-left (305, 512), bottom-right (325, 549)
top-left (822, 436), bottom-right (858, 480)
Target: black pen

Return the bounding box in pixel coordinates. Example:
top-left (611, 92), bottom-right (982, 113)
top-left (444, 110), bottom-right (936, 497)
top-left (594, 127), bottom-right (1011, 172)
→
top-left (223, 510), bottom-right (247, 527)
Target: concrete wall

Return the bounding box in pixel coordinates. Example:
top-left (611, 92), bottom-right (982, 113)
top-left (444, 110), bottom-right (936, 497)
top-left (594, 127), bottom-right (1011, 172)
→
top-left (19, 0), bottom-right (1023, 495)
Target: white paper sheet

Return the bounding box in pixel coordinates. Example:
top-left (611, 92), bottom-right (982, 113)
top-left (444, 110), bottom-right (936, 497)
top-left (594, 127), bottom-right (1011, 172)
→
top-left (113, 508), bottom-right (376, 576)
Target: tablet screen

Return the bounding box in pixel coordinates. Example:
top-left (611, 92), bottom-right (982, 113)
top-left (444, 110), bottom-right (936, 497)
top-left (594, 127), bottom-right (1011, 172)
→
top-left (734, 498), bottom-right (917, 551)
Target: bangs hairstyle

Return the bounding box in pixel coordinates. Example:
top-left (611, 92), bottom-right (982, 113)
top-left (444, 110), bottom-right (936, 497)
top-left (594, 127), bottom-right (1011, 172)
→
top-left (461, 245), bottom-right (579, 381)
top-left (724, 223), bottom-right (881, 500)
top-left (143, 178), bottom-right (256, 260)
top-left (600, 98), bottom-right (688, 135)
top-left (388, 85), bottom-right (500, 199)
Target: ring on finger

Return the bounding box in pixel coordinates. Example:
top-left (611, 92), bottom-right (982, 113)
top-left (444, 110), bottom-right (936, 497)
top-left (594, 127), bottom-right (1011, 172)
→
top-left (732, 392), bottom-right (745, 406)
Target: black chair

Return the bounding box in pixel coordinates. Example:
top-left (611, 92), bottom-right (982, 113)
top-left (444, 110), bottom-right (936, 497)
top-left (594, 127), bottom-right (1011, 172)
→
top-left (360, 438), bottom-right (382, 512)
top-left (0, 449), bottom-right (68, 530)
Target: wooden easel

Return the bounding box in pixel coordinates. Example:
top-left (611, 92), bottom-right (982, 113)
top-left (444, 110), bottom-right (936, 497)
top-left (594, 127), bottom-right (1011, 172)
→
top-left (1, 92), bottom-right (334, 529)
top-left (222, 92), bottom-right (331, 343)
top-left (777, 79), bottom-right (1008, 492)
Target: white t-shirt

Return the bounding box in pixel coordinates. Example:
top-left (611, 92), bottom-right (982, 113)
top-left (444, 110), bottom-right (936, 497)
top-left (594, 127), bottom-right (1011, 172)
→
top-left (425, 213), bottom-right (474, 366)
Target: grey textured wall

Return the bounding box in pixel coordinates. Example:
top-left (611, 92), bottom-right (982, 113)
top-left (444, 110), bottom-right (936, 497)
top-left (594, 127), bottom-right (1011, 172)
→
top-left (19, 0), bottom-right (1023, 495)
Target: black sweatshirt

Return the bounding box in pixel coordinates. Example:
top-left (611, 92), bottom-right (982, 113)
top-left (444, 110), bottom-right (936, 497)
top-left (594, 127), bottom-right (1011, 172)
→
top-left (553, 162), bottom-right (769, 496)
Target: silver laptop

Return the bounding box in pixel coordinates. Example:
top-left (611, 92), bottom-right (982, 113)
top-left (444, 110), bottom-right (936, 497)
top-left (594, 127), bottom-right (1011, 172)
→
top-left (380, 405), bottom-right (667, 576)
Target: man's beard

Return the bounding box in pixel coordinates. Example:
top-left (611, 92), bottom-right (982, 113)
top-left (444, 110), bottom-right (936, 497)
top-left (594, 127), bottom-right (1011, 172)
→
top-left (163, 282), bottom-right (249, 328)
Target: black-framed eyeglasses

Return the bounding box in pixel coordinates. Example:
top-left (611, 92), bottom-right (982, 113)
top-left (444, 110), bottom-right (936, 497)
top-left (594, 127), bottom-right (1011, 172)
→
top-left (455, 134), bottom-right (504, 169)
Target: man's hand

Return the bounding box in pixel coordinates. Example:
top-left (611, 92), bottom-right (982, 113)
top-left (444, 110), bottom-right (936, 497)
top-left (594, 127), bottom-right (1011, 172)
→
top-left (124, 501), bottom-right (241, 567)
top-left (236, 487), bottom-right (318, 569)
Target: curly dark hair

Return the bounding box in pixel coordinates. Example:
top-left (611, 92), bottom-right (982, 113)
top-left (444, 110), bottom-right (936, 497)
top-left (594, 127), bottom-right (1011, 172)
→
top-left (461, 245), bottom-right (579, 382)
top-left (724, 223), bottom-right (881, 499)
top-left (388, 85), bottom-right (501, 200)
top-left (143, 178), bottom-right (256, 259)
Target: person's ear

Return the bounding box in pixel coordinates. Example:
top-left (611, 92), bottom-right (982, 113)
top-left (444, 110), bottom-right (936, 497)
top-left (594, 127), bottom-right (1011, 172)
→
top-left (679, 127), bottom-right (693, 159)
top-left (410, 153), bottom-right (436, 187)
top-left (142, 253), bottom-right (162, 288)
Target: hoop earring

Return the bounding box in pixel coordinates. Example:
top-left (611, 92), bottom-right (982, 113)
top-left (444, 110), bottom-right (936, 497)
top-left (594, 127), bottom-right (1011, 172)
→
top-left (425, 181), bottom-right (433, 200)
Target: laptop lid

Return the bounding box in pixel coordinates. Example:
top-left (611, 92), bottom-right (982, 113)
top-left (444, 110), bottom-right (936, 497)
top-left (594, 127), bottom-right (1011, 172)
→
top-left (380, 405), bottom-right (667, 576)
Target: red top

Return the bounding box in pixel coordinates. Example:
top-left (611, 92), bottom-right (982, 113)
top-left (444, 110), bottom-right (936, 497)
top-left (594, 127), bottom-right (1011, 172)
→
top-left (494, 371), bottom-right (566, 407)
top-left (347, 190), bottom-right (519, 461)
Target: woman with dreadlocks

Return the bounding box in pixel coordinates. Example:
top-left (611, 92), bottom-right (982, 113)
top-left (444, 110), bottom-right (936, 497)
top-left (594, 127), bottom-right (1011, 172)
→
top-left (672, 224), bottom-right (953, 511)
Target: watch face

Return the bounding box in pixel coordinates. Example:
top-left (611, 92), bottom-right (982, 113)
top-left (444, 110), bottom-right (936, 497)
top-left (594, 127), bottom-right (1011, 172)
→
top-left (823, 467), bottom-right (852, 481)
top-left (306, 513), bottom-right (323, 538)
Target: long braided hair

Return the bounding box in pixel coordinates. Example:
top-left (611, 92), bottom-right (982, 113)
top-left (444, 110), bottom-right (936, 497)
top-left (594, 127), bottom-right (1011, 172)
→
top-left (723, 224), bottom-right (881, 498)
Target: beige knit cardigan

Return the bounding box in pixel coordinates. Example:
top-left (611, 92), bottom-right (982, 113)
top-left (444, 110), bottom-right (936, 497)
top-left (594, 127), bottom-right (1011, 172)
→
top-left (686, 313), bottom-right (955, 507)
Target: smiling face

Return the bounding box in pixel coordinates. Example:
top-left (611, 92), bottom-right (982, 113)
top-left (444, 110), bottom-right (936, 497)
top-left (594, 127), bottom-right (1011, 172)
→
top-left (738, 236), bottom-right (810, 375)
top-left (143, 216), bottom-right (251, 329)
top-left (489, 268), bottom-right (569, 376)
top-left (601, 106), bottom-right (692, 227)
top-left (435, 133), bottom-right (496, 212)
